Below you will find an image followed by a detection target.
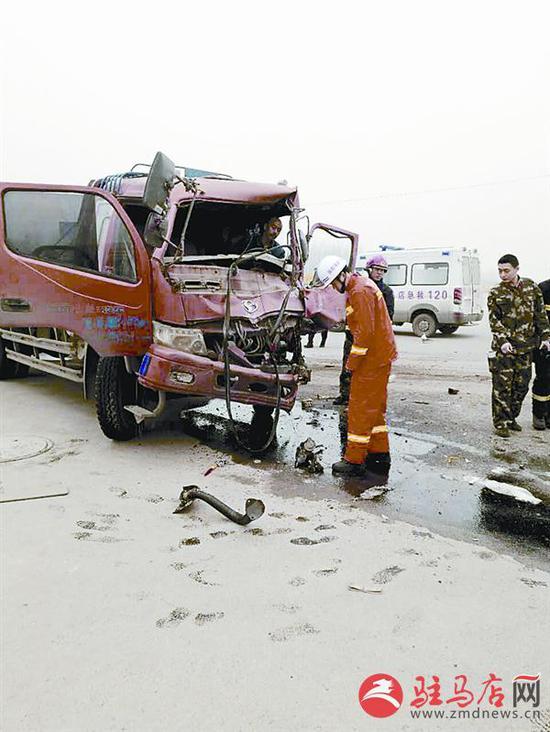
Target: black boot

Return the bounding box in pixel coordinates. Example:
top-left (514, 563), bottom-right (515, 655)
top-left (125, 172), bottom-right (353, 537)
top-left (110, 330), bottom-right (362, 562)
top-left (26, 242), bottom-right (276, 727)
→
top-left (333, 394), bottom-right (348, 406)
top-left (365, 452), bottom-right (391, 474)
top-left (533, 415), bottom-right (546, 430)
top-left (332, 460), bottom-right (366, 477)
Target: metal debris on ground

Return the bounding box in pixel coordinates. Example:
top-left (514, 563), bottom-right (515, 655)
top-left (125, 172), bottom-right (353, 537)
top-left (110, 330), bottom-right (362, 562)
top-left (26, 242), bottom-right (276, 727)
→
top-left (446, 455), bottom-right (461, 464)
top-left (174, 485), bottom-right (265, 524)
top-left (358, 487), bottom-right (387, 500)
top-left (294, 437), bottom-right (324, 474)
top-left (348, 585), bottom-right (383, 594)
top-left (203, 457), bottom-right (229, 476)
top-left (448, 387), bottom-right (459, 395)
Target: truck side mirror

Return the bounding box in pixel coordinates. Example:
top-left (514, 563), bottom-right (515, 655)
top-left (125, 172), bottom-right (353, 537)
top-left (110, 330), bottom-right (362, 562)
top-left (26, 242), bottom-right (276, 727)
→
top-left (143, 151), bottom-right (176, 214)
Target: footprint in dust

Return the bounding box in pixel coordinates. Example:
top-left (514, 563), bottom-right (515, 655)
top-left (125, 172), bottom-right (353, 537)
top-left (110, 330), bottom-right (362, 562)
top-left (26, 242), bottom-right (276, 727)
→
top-left (76, 520), bottom-right (109, 532)
top-left (268, 623), bottom-right (320, 642)
top-left (194, 612), bottom-right (224, 626)
top-left (210, 531), bottom-right (228, 539)
top-left (289, 577), bottom-right (306, 587)
top-left (156, 607), bottom-right (190, 628)
top-left (189, 570), bottom-right (219, 587)
top-left (315, 525), bottom-right (336, 532)
top-left (273, 604), bottom-right (300, 614)
top-left (313, 568), bottom-right (338, 577)
top-left (372, 566), bottom-right (405, 584)
top-left (291, 536), bottom-right (336, 546)
top-left (180, 537), bottom-right (201, 546)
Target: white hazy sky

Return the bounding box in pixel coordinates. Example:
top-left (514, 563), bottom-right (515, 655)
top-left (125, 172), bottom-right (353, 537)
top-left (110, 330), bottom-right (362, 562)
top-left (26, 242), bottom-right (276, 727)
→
top-left (1, 0), bottom-right (549, 284)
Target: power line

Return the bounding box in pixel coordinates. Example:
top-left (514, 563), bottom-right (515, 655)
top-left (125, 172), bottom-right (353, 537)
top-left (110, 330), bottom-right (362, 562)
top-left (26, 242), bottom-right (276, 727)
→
top-left (311, 173), bottom-right (550, 206)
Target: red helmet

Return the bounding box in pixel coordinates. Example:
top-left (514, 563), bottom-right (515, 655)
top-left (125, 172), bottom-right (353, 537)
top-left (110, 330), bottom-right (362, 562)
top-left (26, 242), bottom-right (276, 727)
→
top-left (366, 254), bottom-right (388, 268)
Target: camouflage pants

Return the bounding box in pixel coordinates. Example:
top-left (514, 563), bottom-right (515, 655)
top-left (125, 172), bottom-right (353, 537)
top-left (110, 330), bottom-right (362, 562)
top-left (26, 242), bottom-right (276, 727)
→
top-left (338, 330), bottom-right (353, 400)
top-left (532, 348), bottom-right (550, 419)
top-left (491, 351), bottom-right (533, 428)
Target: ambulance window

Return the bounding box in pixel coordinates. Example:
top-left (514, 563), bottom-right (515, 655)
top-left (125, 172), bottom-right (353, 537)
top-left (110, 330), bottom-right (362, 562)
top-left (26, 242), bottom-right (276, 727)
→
top-left (3, 190), bottom-right (137, 282)
top-left (411, 262), bottom-right (448, 285)
top-left (385, 264), bottom-right (407, 286)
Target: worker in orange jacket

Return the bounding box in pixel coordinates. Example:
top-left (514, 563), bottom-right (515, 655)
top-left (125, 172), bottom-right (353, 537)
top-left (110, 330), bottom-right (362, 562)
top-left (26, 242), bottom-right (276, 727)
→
top-left (315, 255), bottom-right (398, 477)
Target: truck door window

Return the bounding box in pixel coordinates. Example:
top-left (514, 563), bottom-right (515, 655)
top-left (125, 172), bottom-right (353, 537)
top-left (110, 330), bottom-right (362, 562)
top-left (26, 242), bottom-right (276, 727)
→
top-left (385, 264), bottom-right (407, 286)
top-left (3, 190), bottom-right (137, 282)
top-left (411, 262), bottom-right (449, 285)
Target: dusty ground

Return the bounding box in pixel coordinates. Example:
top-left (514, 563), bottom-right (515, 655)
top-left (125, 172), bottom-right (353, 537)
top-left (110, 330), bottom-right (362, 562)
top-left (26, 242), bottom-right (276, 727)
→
top-left (1, 321), bottom-right (549, 732)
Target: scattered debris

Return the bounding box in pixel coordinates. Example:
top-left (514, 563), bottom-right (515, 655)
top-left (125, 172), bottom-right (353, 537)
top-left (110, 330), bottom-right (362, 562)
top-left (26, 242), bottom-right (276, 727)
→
top-left (174, 485), bottom-right (265, 525)
top-left (294, 438), bottom-right (324, 474)
top-left (448, 387), bottom-right (459, 395)
top-left (446, 455), bottom-right (461, 464)
top-left (301, 398), bottom-right (314, 410)
top-left (486, 466), bottom-right (550, 501)
top-left (204, 457), bottom-right (229, 476)
top-left (413, 400), bottom-right (430, 405)
top-left (482, 479), bottom-right (542, 505)
top-left (348, 585), bottom-right (383, 594)
top-left (358, 487), bottom-right (387, 500)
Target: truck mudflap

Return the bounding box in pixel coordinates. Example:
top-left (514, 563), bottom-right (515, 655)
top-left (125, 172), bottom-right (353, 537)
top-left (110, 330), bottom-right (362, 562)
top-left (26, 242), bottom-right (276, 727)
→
top-left (137, 344), bottom-right (298, 410)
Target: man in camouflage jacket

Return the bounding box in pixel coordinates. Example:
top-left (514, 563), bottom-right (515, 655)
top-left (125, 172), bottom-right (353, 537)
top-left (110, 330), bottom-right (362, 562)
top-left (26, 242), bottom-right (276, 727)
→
top-left (532, 278), bottom-right (550, 429)
top-left (487, 254), bottom-right (550, 437)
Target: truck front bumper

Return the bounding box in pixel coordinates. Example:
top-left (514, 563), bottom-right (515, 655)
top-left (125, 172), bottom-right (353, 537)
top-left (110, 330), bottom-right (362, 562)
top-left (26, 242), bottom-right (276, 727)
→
top-left (137, 344), bottom-right (299, 411)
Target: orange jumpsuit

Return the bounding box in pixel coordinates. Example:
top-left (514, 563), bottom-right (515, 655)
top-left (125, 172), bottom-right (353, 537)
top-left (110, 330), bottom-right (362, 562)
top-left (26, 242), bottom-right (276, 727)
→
top-left (344, 273), bottom-right (397, 464)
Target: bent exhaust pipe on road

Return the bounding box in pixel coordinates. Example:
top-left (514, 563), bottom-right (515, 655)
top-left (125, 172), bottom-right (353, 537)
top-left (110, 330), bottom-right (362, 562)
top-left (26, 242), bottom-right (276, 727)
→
top-left (174, 485), bottom-right (265, 525)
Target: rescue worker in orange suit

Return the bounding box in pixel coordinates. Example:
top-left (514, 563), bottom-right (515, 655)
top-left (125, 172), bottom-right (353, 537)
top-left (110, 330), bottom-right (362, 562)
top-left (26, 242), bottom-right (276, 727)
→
top-left (315, 255), bottom-right (397, 477)
top-left (333, 254), bottom-right (394, 404)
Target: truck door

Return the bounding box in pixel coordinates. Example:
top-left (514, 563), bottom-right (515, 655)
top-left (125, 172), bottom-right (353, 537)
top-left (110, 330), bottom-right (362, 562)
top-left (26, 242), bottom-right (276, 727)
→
top-left (302, 223), bottom-right (359, 326)
top-left (0, 185), bottom-right (152, 355)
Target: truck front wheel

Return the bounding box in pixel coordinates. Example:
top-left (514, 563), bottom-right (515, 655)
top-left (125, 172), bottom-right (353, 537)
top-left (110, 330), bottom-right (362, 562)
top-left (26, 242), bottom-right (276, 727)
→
top-left (95, 356), bottom-right (140, 441)
top-left (412, 312), bottom-right (437, 338)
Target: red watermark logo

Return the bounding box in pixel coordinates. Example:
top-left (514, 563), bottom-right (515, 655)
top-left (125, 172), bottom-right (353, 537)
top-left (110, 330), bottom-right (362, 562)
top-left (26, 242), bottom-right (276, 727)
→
top-left (358, 674), bottom-right (404, 718)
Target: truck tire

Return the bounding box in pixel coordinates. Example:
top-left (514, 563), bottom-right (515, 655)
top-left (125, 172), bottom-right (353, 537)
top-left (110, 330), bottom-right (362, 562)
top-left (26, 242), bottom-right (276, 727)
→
top-left (95, 356), bottom-right (140, 441)
top-left (0, 337), bottom-right (30, 379)
top-left (438, 324), bottom-right (459, 335)
top-left (412, 312), bottom-right (437, 338)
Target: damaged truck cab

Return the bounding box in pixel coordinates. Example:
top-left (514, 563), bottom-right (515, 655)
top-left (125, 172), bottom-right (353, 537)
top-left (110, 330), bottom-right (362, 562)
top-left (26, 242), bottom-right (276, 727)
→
top-left (0, 153), bottom-right (358, 442)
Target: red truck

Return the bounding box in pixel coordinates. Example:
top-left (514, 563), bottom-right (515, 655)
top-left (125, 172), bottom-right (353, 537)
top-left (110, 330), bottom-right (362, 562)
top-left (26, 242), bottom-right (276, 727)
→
top-left (0, 153), bottom-right (357, 441)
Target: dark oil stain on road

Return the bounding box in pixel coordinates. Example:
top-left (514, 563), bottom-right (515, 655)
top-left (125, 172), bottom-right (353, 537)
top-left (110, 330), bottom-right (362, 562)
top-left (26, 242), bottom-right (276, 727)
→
top-left (157, 400), bottom-right (550, 560)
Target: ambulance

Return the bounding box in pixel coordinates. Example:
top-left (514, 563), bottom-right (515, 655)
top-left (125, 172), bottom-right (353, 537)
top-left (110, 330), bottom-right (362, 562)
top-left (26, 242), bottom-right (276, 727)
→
top-left (358, 246), bottom-right (483, 336)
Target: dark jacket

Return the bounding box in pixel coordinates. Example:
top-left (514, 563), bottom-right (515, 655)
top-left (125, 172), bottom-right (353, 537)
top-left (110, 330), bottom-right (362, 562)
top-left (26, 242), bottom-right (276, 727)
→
top-left (376, 280), bottom-right (394, 320)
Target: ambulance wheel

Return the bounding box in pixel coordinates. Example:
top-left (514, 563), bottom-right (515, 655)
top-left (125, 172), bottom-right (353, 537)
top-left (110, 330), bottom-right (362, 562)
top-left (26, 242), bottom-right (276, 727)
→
top-left (438, 324), bottom-right (459, 335)
top-left (0, 337), bottom-right (30, 379)
top-left (412, 312), bottom-right (437, 338)
top-left (95, 356), bottom-right (140, 441)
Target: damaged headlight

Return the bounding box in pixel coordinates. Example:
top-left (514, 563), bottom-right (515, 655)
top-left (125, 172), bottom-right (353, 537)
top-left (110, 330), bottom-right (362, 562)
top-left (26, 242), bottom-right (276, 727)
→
top-left (153, 321), bottom-right (207, 355)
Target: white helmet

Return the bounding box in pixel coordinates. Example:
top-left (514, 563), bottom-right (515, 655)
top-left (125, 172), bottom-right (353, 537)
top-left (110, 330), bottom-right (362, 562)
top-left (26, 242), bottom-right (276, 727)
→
top-left (315, 255), bottom-right (347, 288)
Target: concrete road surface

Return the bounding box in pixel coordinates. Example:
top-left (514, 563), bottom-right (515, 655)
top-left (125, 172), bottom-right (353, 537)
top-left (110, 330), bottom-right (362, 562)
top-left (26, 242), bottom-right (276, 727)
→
top-left (1, 323), bottom-right (549, 732)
